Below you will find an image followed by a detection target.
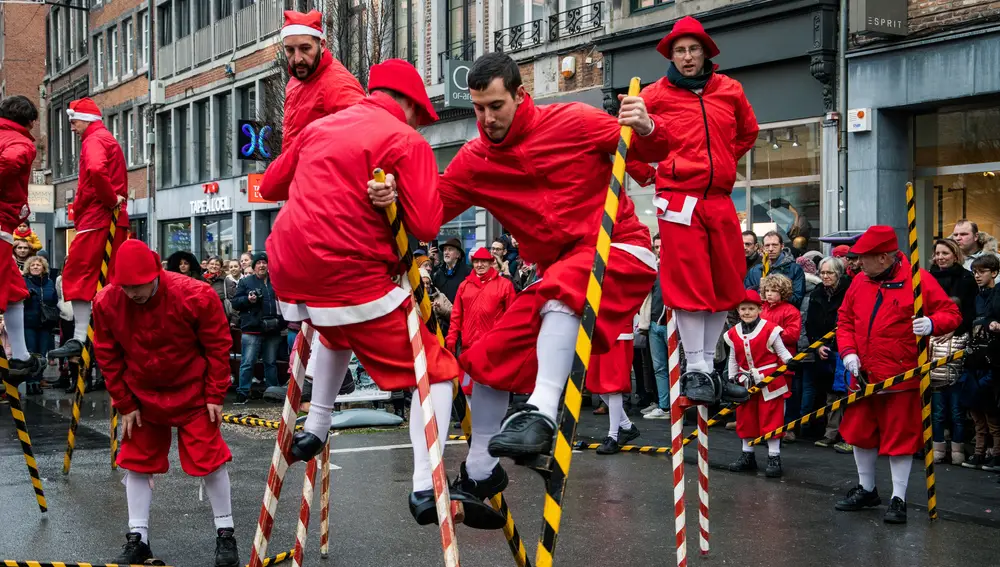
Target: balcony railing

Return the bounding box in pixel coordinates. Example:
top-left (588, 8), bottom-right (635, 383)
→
top-left (548, 2), bottom-right (603, 41)
top-left (175, 35), bottom-right (192, 72)
top-left (235, 3), bottom-right (258, 49)
top-left (494, 20), bottom-right (542, 53)
top-left (215, 15), bottom-right (234, 56)
top-left (259, 0), bottom-right (282, 37)
top-left (194, 26), bottom-right (213, 65)
top-left (438, 40), bottom-right (475, 81)
top-left (157, 45), bottom-right (174, 78)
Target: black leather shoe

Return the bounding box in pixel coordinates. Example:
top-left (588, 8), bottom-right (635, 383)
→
top-left (765, 455), bottom-right (783, 478)
top-left (409, 488), bottom-right (506, 530)
top-left (487, 404), bottom-right (557, 460)
top-left (9, 355), bottom-right (43, 377)
top-left (596, 435), bottom-right (621, 455)
top-left (289, 431), bottom-right (326, 463)
top-left (452, 462), bottom-right (508, 501)
top-left (618, 424), bottom-right (641, 445)
top-left (883, 496), bottom-right (907, 524)
top-left (214, 528), bottom-right (239, 567)
top-left (835, 485), bottom-right (881, 511)
top-left (681, 371), bottom-right (717, 405)
top-left (114, 532), bottom-right (153, 565)
top-left (728, 451), bottom-right (757, 473)
top-left (48, 339), bottom-right (84, 359)
top-left (721, 380), bottom-right (751, 403)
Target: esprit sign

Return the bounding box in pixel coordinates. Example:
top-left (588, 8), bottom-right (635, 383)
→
top-left (850, 0), bottom-right (908, 36)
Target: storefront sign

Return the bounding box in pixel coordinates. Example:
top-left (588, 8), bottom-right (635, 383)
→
top-left (203, 182), bottom-right (220, 194)
top-left (237, 120), bottom-right (273, 161)
top-left (27, 184), bottom-right (55, 213)
top-left (190, 196), bottom-right (233, 215)
top-left (247, 173), bottom-right (275, 203)
top-left (444, 59), bottom-right (473, 109)
top-left (850, 0), bottom-right (908, 36)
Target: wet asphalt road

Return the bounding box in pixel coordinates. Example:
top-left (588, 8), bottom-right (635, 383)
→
top-left (3, 389), bottom-right (1000, 566)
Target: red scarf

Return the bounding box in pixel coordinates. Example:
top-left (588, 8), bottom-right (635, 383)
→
top-left (465, 267), bottom-right (498, 288)
top-left (13, 227), bottom-right (31, 239)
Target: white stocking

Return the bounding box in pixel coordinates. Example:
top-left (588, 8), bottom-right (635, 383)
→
top-left (302, 346), bottom-right (351, 440)
top-left (525, 303), bottom-right (580, 420)
top-left (203, 465), bottom-right (234, 530)
top-left (889, 455), bottom-right (911, 501)
top-left (854, 446), bottom-right (878, 492)
top-left (703, 311), bottom-right (729, 366)
top-left (674, 310), bottom-right (708, 373)
top-left (409, 381), bottom-right (454, 492)
top-left (4, 301), bottom-right (29, 360)
top-left (125, 472), bottom-right (153, 543)
top-left (71, 300), bottom-right (91, 342)
top-left (467, 380), bottom-right (508, 481)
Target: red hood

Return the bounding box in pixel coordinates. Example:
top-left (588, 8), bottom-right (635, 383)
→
top-left (464, 266), bottom-right (499, 288)
top-left (478, 93), bottom-right (538, 149)
top-left (0, 117), bottom-right (33, 141)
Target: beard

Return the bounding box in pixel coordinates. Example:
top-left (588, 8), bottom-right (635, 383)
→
top-left (289, 54), bottom-right (322, 80)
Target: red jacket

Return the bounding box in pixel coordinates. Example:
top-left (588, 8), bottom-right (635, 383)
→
top-left (837, 252), bottom-right (962, 391)
top-left (639, 73), bottom-right (758, 197)
top-left (282, 50), bottom-right (365, 144)
top-left (93, 271), bottom-right (232, 425)
top-left (76, 121), bottom-right (129, 231)
top-left (439, 95), bottom-right (658, 271)
top-left (446, 268), bottom-right (516, 352)
top-left (262, 93), bottom-right (442, 309)
top-left (762, 300), bottom-right (801, 357)
top-left (0, 118), bottom-right (36, 234)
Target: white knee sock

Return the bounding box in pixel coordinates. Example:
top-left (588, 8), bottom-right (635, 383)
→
top-left (889, 455), bottom-right (912, 502)
top-left (203, 465), bottom-right (234, 530)
top-left (467, 381), bottom-right (508, 481)
top-left (854, 446), bottom-right (878, 492)
top-left (600, 394), bottom-right (631, 440)
top-left (767, 438), bottom-right (781, 456)
top-left (125, 472), bottom-right (153, 543)
top-left (304, 333), bottom-right (322, 378)
top-left (71, 301), bottom-right (92, 343)
top-left (741, 439), bottom-right (752, 453)
top-left (525, 306), bottom-right (580, 421)
top-left (702, 311), bottom-right (729, 366)
top-left (674, 310), bottom-right (708, 373)
top-left (302, 346), bottom-right (351, 440)
top-left (410, 381), bottom-right (455, 492)
top-left (4, 301), bottom-right (29, 360)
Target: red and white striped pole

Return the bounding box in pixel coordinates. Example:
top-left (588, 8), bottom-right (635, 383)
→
top-left (319, 438), bottom-right (331, 558)
top-left (248, 325), bottom-right (314, 567)
top-left (292, 457), bottom-right (319, 567)
top-left (405, 296), bottom-right (461, 567)
top-left (696, 405), bottom-right (709, 556)
top-left (666, 308), bottom-right (686, 567)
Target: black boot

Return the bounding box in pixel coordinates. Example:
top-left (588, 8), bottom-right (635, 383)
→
top-left (114, 532), bottom-right (153, 565)
top-left (728, 451), bottom-right (757, 472)
top-left (883, 497), bottom-right (907, 524)
top-left (8, 355), bottom-right (43, 377)
top-left (452, 462), bottom-right (508, 501)
top-left (408, 488), bottom-right (506, 530)
top-left (721, 380), bottom-right (750, 403)
top-left (215, 528), bottom-right (239, 567)
top-left (618, 424), bottom-right (641, 445)
top-left (487, 404), bottom-right (557, 460)
top-left (47, 339), bottom-right (85, 359)
top-left (596, 436), bottom-right (621, 455)
top-left (680, 371), bottom-right (717, 405)
top-left (765, 455), bottom-right (783, 478)
top-left (835, 485), bottom-right (882, 511)
top-left (289, 431), bottom-right (326, 463)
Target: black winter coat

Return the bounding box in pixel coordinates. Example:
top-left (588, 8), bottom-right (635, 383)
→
top-left (805, 277), bottom-right (850, 345)
top-left (929, 263), bottom-right (978, 335)
top-left (231, 273), bottom-right (283, 334)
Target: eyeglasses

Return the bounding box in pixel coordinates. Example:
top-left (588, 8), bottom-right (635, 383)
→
top-left (819, 271), bottom-right (837, 276)
top-left (672, 46), bottom-right (703, 57)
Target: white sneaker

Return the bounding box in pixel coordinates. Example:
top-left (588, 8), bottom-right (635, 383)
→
top-left (643, 408), bottom-right (670, 420)
top-left (640, 403), bottom-right (659, 415)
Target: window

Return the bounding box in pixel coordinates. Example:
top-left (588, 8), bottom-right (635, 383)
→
top-left (176, 0), bottom-right (192, 38)
top-left (195, 100), bottom-right (211, 181)
top-left (139, 105), bottom-right (150, 163)
top-left (139, 11), bottom-right (150, 67)
top-left (447, 0), bottom-right (475, 53)
top-left (177, 106), bottom-right (191, 185)
top-left (196, 0), bottom-right (211, 29)
top-left (506, 0), bottom-right (543, 27)
top-left (160, 220), bottom-right (192, 259)
top-left (126, 111), bottom-right (135, 165)
top-left (109, 27), bottom-right (119, 81)
top-left (158, 112), bottom-right (173, 186)
top-left (747, 122), bottom-right (821, 246)
top-left (394, 0), bottom-right (416, 64)
top-left (110, 114), bottom-right (121, 149)
top-left (94, 34), bottom-right (105, 86)
top-left (124, 19), bottom-right (134, 74)
top-left (158, 4), bottom-right (173, 46)
top-left (217, 0), bottom-right (233, 19)
top-left (52, 8), bottom-right (61, 70)
top-left (74, 10), bottom-right (86, 61)
top-left (216, 92), bottom-right (232, 177)
top-left (129, 217), bottom-right (148, 243)
top-left (200, 215), bottom-right (234, 260)
top-left (630, 0), bottom-right (671, 11)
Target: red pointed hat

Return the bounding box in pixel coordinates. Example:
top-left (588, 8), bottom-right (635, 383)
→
top-left (66, 98), bottom-right (102, 122)
top-left (114, 239), bottom-right (162, 285)
top-left (281, 10), bottom-right (323, 40)
top-left (850, 225), bottom-right (900, 255)
top-left (470, 247), bottom-right (493, 261)
top-left (740, 289), bottom-right (763, 306)
top-left (656, 16), bottom-right (720, 60)
top-left (368, 59), bottom-right (439, 126)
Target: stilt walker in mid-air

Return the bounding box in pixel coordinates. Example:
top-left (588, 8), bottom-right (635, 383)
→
top-left (93, 240), bottom-right (238, 566)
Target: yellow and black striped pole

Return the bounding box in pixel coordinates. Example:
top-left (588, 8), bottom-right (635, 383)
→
top-left (907, 181), bottom-right (937, 520)
top-left (257, 547), bottom-right (296, 567)
top-left (2, 562), bottom-right (173, 567)
top-left (1, 350), bottom-right (47, 513)
top-left (749, 350), bottom-right (965, 446)
top-left (64, 209), bottom-right (120, 475)
top-left (221, 413), bottom-right (305, 431)
top-left (535, 77), bottom-right (641, 567)
top-left (375, 169), bottom-right (530, 567)
top-left (576, 441), bottom-right (671, 454)
top-left (761, 251), bottom-right (770, 277)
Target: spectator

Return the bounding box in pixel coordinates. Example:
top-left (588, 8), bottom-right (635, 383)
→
top-left (415, 254), bottom-right (432, 273)
top-left (224, 260), bottom-right (242, 329)
top-left (446, 247), bottom-right (516, 393)
top-left (13, 222), bottom-right (42, 251)
top-left (513, 261), bottom-right (538, 291)
top-left (419, 266), bottom-right (451, 334)
top-left (240, 252), bottom-right (254, 276)
top-left (644, 233), bottom-right (670, 420)
top-left (54, 265), bottom-right (75, 391)
top-left (166, 251), bottom-right (204, 281)
top-left (743, 231), bottom-right (762, 271)
top-left (806, 256), bottom-right (852, 453)
top-left (960, 255), bottom-right (1000, 470)
top-left (745, 231), bottom-right (806, 306)
top-left (21, 256), bottom-right (57, 395)
top-left (231, 252), bottom-right (283, 404)
top-left (760, 273), bottom-right (802, 441)
top-left (13, 238), bottom-right (33, 271)
top-left (952, 219), bottom-right (1000, 283)
top-left (431, 238), bottom-right (471, 304)
top-left (490, 237), bottom-right (519, 280)
top-left (203, 256), bottom-right (230, 314)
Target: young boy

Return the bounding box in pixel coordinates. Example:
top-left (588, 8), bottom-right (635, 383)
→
top-left (587, 321), bottom-right (641, 455)
top-left (724, 289), bottom-right (793, 478)
top-left (965, 255), bottom-right (1000, 470)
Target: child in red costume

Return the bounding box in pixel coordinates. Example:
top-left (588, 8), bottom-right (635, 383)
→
top-left (93, 240), bottom-right (238, 566)
top-left (587, 321), bottom-right (640, 455)
top-left (724, 289), bottom-right (792, 478)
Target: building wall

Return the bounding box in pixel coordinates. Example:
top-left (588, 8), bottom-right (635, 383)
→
top-left (907, 0), bottom-right (1000, 36)
top-left (1, 5), bottom-right (47, 167)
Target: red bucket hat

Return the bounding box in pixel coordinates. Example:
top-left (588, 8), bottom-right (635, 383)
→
top-left (470, 247), bottom-right (493, 261)
top-left (831, 244), bottom-right (850, 258)
top-left (368, 59), bottom-right (439, 126)
top-left (656, 16), bottom-right (720, 60)
top-left (740, 289), bottom-right (763, 306)
top-left (114, 239), bottom-right (161, 286)
top-left (850, 225), bottom-right (899, 256)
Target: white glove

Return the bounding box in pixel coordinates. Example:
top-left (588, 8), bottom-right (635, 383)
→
top-left (912, 316), bottom-right (934, 336)
top-left (843, 353), bottom-right (861, 376)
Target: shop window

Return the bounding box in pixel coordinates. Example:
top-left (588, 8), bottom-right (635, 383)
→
top-left (160, 220), bottom-right (192, 260)
top-left (923, 173), bottom-right (1000, 240)
top-left (129, 218), bottom-right (148, 243)
top-left (915, 107), bottom-right (1000, 168)
top-left (201, 215), bottom-right (235, 261)
top-left (240, 212), bottom-right (252, 253)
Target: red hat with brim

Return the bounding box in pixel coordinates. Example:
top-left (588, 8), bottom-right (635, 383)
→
top-left (368, 59), bottom-right (439, 126)
top-left (470, 247), bottom-right (492, 261)
top-left (850, 225), bottom-right (899, 256)
top-left (832, 245), bottom-right (850, 258)
top-left (114, 239), bottom-right (162, 285)
top-left (656, 16), bottom-right (720, 60)
top-left (740, 289), bottom-right (763, 306)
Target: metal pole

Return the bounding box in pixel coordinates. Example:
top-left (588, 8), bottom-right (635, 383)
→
top-left (837, 0), bottom-right (849, 230)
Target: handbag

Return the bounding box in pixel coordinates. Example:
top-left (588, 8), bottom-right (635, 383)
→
top-left (965, 327), bottom-right (997, 371)
top-left (261, 316), bottom-right (281, 333)
top-left (40, 302), bottom-right (61, 329)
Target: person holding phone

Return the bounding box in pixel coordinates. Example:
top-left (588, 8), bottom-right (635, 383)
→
top-left (230, 252), bottom-right (283, 404)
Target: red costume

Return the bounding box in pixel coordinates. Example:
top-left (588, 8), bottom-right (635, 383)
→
top-left (442, 95), bottom-right (659, 394)
top-left (724, 319), bottom-right (790, 439)
top-left (585, 325), bottom-right (636, 395)
top-left (93, 241), bottom-right (233, 476)
top-left (641, 17), bottom-right (759, 313)
top-left (62, 99), bottom-right (129, 302)
top-left (282, 50), bottom-right (364, 143)
top-left (837, 229), bottom-right (961, 455)
top-left (0, 117), bottom-right (35, 307)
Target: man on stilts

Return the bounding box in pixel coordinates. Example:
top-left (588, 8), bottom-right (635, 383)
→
top-left (48, 97), bottom-right (129, 359)
top-left (0, 96), bottom-right (46, 376)
top-left (93, 240), bottom-right (238, 565)
top-left (258, 60), bottom-right (505, 530)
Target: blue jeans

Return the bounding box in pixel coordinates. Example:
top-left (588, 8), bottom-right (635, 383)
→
top-left (648, 322), bottom-right (670, 410)
top-left (238, 333), bottom-right (281, 396)
top-left (287, 329), bottom-right (298, 358)
top-left (931, 386), bottom-right (964, 443)
top-left (24, 327), bottom-right (52, 383)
